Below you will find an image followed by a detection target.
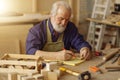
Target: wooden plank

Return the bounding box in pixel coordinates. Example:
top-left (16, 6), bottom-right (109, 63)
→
top-left (86, 18), bottom-right (120, 27)
top-left (0, 60), bottom-right (37, 66)
top-left (0, 68), bottom-right (38, 74)
top-left (48, 72), bottom-right (58, 80)
top-left (45, 62), bottom-right (58, 71)
top-left (0, 54), bottom-right (9, 59)
top-left (21, 76), bottom-right (35, 80)
top-left (102, 48), bottom-right (120, 61)
top-left (8, 73), bottom-right (17, 80)
top-left (41, 70), bottom-right (49, 80)
top-left (33, 74), bottom-right (44, 80)
top-left (17, 74), bottom-right (27, 80)
top-left (8, 54), bottom-right (40, 60)
top-left (14, 65), bottom-right (23, 69)
top-left (118, 57), bottom-right (120, 65)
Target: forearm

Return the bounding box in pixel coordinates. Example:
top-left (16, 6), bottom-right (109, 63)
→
top-left (35, 50), bottom-right (73, 61)
top-left (35, 50), bottom-right (59, 60)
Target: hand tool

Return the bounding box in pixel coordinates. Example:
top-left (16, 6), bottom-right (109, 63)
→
top-left (59, 67), bottom-right (91, 80)
top-left (102, 48), bottom-right (119, 61)
top-left (89, 66), bottom-right (103, 74)
top-left (94, 48), bottom-right (120, 69)
top-left (111, 53), bottom-right (120, 64)
top-left (89, 49), bottom-right (120, 74)
top-left (105, 66), bottom-right (120, 72)
top-left (118, 57), bottom-right (120, 65)
top-left (105, 66), bottom-right (120, 69)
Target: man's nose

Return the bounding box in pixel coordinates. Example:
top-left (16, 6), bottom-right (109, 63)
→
top-left (61, 20), bottom-right (68, 26)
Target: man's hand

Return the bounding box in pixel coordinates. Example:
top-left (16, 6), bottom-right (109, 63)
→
top-left (57, 49), bottom-right (74, 61)
top-left (80, 47), bottom-right (92, 60)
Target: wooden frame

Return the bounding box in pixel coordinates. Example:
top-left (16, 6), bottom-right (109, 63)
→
top-left (0, 54), bottom-right (42, 74)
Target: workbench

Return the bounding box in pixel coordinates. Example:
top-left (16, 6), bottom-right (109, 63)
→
top-left (59, 55), bottom-right (120, 80)
top-left (0, 55), bottom-right (119, 80)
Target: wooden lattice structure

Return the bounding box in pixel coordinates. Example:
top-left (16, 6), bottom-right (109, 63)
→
top-left (0, 54), bottom-right (42, 74)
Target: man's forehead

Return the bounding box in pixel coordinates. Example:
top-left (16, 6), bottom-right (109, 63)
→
top-left (56, 7), bottom-right (71, 18)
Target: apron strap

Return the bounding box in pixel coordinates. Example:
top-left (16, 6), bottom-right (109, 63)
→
top-left (46, 20), bottom-right (52, 42)
top-left (46, 20), bottom-right (63, 42)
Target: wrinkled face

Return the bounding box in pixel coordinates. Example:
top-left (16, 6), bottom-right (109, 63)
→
top-left (52, 7), bottom-right (71, 33)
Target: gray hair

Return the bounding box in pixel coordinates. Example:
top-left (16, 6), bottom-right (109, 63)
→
top-left (50, 1), bottom-right (72, 16)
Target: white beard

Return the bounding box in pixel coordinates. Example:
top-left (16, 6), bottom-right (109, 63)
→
top-left (52, 22), bottom-right (66, 33)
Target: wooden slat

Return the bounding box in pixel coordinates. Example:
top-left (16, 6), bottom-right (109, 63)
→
top-left (8, 73), bottom-right (17, 80)
top-left (118, 57), bottom-right (120, 65)
top-left (8, 54), bottom-right (40, 60)
top-left (0, 60), bottom-right (37, 66)
top-left (0, 54), bottom-right (42, 74)
top-left (0, 68), bottom-right (37, 74)
top-left (0, 54), bottom-right (9, 59)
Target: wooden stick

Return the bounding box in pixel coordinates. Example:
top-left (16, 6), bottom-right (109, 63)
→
top-left (118, 57), bottom-right (120, 65)
top-left (105, 66), bottom-right (120, 69)
top-left (102, 48), bottom-right (120, 61)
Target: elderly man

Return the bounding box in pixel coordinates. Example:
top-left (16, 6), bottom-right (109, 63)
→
top-left (26, 1), bottom-right (92, 61)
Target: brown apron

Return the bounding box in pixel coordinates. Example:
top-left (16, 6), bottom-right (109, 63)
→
top-left (42, 21), bottom-right (64, 52)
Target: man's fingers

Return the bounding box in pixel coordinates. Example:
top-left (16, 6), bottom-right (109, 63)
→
top-left (64, 50), bottom-right (74, 56)
top-left (80, 48), bottom-right (91, 60)
top-left (65, 53), bottom-right (73, 60)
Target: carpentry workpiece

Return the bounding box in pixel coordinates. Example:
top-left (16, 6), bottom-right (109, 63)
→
top-left (59, 67), bottom-right (91, 80)
top-left (102, 48), bottom-right (120, 61)
top-left (111, 53), bottom-right (120, 64)
top-left (105, 66), bottom-right (120, 72)
top-left (32, 74), bottom-right (44, 80)
top-left (48, 72), bottom-right (58, 80)
top-left (0, 54), bottom-right (42, 74)
top-left (118, 57), bottom-right (120, 65)
top-left (105, 66), bottom-right (120, 69)
top-left (43, 62), bottom-right (58, 71)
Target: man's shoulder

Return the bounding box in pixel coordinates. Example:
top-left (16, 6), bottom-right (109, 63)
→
top-left (66, 21), bottom-right (77, 30)
top-left (30, 19), bottom-right (47, 30)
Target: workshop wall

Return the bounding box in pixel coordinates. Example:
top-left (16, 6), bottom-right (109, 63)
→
top-left (0, 25), bottom-right (32, 54)
top-left (0, 0), bottom-right (93, 54)
top-left (0, 0), bottom-right (33, 13)
top-left (116, 0), bottom-right (120, 3)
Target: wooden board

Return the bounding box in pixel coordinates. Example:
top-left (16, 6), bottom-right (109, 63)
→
top-left (118, 57), bottom-right (120, 65)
